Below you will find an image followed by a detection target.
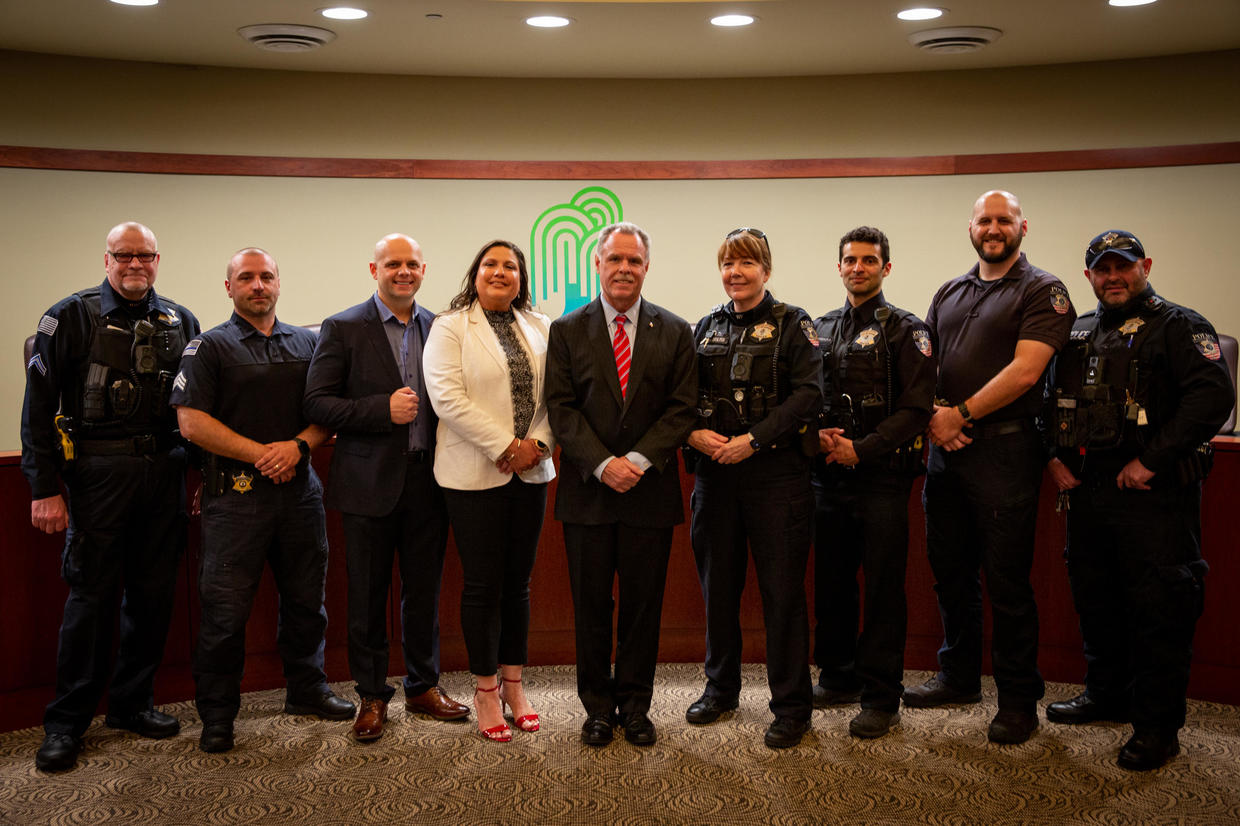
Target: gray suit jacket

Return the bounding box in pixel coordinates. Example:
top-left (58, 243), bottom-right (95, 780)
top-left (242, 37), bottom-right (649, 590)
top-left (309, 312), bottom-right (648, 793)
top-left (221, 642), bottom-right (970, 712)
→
top-left (545, 297), bottom-right (697, 527)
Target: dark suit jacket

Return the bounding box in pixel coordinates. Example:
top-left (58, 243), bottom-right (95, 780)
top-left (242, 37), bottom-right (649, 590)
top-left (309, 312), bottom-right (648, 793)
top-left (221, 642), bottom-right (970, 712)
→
top-left (545, 297), bottom-right (697, 528)
top-left (303, 296), bottom-right (438, 517)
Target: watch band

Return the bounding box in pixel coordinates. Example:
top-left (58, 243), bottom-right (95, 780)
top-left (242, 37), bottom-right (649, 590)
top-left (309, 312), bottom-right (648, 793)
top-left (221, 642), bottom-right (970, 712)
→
top-left (295, 437), bottom-right (310, 462)
top-left (956, 402), bottom-right (973, 423)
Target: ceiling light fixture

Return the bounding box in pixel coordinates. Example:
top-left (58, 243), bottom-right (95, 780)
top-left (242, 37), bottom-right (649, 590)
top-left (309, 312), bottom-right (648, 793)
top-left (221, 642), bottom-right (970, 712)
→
top-left (1108, 0), bottom-right (1157, 6)
top-left (320, 7), bottom-right (368, 20)
top-left (526, 16), bottom-right (570, 28)
top-left (711, 14), bottom-right (755, 28)
top-left (109, 0), bottom-right (159, 6)
top-left (897, 8), bottom-right (944, 21)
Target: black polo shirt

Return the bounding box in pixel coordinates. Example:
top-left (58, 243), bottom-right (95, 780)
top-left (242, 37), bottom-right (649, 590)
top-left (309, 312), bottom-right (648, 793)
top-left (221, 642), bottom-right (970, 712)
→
top-left (170, 312), bottom-right (317, 444)
top-left (926, 252), bottom-right (1074, 423)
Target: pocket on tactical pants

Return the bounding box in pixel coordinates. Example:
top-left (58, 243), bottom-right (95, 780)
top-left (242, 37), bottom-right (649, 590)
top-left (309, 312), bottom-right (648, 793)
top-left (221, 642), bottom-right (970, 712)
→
top-left (61, 531), bottom-right (93, 588)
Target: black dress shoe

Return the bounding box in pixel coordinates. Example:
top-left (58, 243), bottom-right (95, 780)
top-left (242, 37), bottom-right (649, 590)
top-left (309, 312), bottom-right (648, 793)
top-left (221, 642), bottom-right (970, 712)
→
top-left (988, 709), bottom-right (1039, 744)
top-left (764, 716), bottom-right (811, 749)
top-left (199, 722), bottom-right (235, 753)
top-left (685, 693), bottom-right (739, 724)
top-left (813, 685), bottom-right (862, 708)
top-left (1117, 731), bottom-right (1180, 771)
top-left (1046, 692), bottom-right (1128, 725)
top-left (902, 676), bottom-right (982, 708)
top-left (105, 709), bottom-right (180, 739)
top-left (35, 733), bottom-right (82, 772)
top-left (849, 708), bottom-right (899, 739)
top-left (620, 712), bottom-right (657, 746)
top-left (285, 691), bottom-right (357, 721)
top-left (581, 714), bottom-right (614, 747)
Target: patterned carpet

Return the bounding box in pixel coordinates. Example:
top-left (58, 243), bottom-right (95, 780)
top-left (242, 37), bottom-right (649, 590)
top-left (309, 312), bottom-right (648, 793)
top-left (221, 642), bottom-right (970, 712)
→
top-left (1, 664), bottom-right (1238, 826)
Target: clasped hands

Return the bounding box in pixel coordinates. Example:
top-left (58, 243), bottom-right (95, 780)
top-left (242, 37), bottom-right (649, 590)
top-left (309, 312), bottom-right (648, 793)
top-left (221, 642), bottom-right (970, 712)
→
top-left (927, 404), bottom-right (973, 451)
top-left (496, 437), bottom-right (543, 475)
top-left (687, 429), bottom-right (756, 466)
top-left (817, 428), bottom-right (860, 467)
top-left (254, 440), bottom-right (301, 484)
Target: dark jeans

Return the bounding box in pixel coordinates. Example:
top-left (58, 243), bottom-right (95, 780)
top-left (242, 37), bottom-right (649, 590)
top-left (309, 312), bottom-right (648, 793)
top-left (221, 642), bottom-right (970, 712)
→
top-left (444, 476), bottom-right (547, 676)
top-left (922, 428), bottom-right (1046, 709)
top-left (1066, 478), bottom-right (1207, 733)
top-left (813, 468), bottom-right (914, 713)
top-left (45, 450), bottom-right (187, 738)
top-left (563, 521), bottom-right (673, 717)
top-left (691, 450), bottom-right (814, 721)
top-left (342, 457), bottom-right (448, 702)
top-left (194, 469), bottom-right (330, 724)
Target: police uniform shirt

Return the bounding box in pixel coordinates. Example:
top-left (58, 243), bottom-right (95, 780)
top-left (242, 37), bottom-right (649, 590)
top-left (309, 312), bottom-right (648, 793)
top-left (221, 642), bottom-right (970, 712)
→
top-left (21, 279), bottom-right (199, 499)
top-left (814, 292), bottom-right (937, 465)
top-left (1052, 285), bottom-right (1232, 477)
top-left (692, 291), bottom-right (822, 447)
top-left (926, 252), bottom-right (1074, 422)
top-left (169, 312), bottom-right (317, 445)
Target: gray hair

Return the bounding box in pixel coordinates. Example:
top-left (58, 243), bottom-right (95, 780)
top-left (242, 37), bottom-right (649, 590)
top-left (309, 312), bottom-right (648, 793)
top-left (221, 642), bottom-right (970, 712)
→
top-left (596, 222), bottom-right (651, 261)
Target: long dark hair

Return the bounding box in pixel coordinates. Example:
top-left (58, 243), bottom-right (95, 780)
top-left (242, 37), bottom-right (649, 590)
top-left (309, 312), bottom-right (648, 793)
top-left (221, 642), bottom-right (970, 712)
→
top-left (448, 240), bottom-right (532, 311)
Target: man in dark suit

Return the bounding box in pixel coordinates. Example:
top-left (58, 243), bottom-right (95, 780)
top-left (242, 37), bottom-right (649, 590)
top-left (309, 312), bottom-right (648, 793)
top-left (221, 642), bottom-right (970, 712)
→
top-left (545, 221), bottom-right (697, 747)
top-left (304, 233), bottom-right (467, 742)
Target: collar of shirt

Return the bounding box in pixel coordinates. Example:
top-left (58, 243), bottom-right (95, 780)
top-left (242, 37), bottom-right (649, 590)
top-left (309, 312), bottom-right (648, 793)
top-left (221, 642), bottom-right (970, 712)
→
top-left (601, 294), bottom-right (641, 347)
top-left (372, 292), bottom-right (418, 326)
top-left (724, 290), bottom-right (775, 326)
top-left (229, 311), bottom-right (290, 340)
top-left (99, 278), bottom-right (160, 319)
top-left (844, 291), bottom-right (887, 328)
top-left (965, 251), bottom-right (1031, 286)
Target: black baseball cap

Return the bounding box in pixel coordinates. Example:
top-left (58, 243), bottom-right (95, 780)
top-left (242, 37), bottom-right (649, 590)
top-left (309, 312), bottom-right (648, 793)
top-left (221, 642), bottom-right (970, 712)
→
top-left (1085, 230), bottom-right (1146, 269)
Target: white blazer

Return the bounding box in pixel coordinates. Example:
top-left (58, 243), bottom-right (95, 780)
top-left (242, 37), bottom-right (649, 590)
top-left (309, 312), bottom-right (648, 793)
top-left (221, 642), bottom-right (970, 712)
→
top-left (423, 302), bottom-right (556, 490)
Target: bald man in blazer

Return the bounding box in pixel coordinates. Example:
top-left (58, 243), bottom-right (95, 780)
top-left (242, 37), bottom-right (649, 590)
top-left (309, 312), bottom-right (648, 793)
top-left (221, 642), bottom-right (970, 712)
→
top-left (303, 233), bottom-right (467, 742)
top-left (545, 222), bottom-right (697, 747)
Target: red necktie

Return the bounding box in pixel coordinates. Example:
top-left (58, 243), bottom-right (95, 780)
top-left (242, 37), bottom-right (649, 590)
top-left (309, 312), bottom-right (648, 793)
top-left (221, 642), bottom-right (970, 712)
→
top-left (613, 314), bottom-right (631, 398)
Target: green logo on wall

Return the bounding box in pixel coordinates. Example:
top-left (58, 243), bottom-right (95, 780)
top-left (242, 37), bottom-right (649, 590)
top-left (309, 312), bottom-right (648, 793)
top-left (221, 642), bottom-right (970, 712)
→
top-left (530, 186), bottom-right (623, 318)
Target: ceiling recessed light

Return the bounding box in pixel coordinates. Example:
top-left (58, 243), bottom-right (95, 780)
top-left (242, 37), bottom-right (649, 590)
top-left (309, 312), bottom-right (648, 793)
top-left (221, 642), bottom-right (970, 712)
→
top-left (1108, 0), bottom-right (1157, 6)
top-left (897, 7), bottom-right (944, 21)
top-left (526, 16), bottom-right (570, 28)
top-left (109, 0), bottom-right (159, 6)
top-left (320, 7), bottom-right (367, 20)
top-left (711, 14), bottom-right (755, 28)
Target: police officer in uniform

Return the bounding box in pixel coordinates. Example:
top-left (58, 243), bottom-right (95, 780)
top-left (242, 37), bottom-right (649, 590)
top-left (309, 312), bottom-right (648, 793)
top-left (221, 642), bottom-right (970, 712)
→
top-left (171, 248), bottom-right (355, 753)
top-left (684, 228), bottom-right (822, 749)
top-left (1045, 230), bottom-right (1232, 771)
top-left (22, 222), bottom-right (199, 772)
top-left (812, 227), bottom-right (936, 739)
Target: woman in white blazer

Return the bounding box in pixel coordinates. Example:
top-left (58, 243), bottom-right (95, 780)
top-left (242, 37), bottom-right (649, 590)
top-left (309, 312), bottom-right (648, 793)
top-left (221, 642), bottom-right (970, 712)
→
top-left (423, 240), bottom-right (555, 743)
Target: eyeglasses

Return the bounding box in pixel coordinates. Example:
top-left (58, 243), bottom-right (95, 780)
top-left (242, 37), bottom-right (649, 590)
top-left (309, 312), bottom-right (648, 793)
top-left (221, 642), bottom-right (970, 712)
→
top-left (108, 251), bottom-right (158, 264)
top-left (1087, 233), bottom-right (1143, 258)
top-left (727, 227), bottom-right (770, 251)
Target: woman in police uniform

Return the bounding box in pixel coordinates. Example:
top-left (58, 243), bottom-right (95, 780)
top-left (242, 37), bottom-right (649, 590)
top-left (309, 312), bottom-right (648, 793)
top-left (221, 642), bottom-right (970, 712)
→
top-left (684, 228), bottom-right (823, 749)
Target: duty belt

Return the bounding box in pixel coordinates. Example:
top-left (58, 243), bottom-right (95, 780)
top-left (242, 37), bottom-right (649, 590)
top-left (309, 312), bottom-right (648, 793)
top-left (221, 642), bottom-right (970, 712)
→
top-left (966, 418), bottom-right (1033, 439)
top-left (75, 434), bottom-right (173, 456)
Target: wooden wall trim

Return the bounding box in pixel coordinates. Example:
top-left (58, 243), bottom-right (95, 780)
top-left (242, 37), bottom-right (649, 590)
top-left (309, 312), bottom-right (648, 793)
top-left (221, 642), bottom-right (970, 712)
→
top-left (2, 143), bottom-right (1238, 181)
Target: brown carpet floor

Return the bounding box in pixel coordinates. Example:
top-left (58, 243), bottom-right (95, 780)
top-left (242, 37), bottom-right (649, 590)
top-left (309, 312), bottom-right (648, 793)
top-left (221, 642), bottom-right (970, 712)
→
top-left (1, 665), bottom-right (1238, 825)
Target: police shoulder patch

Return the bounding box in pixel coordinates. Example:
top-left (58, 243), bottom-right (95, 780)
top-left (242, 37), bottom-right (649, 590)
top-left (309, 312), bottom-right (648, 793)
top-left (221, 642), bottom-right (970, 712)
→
top-left (1193, 332), bottom-right (1222, 361)
top-left (1049, 285), bottom-right (1070, 315)
top-left (799, 318), bottom-right (819, 347)
top-left (912, 329), bottom-right (932, 358)
top-left (37, 314), bottom-right (58, 336)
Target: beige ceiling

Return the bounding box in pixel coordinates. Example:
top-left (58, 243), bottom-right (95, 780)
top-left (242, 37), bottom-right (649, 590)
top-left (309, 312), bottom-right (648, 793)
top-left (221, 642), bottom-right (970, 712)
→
top-left (1, 0), bottom-right (1238, 79)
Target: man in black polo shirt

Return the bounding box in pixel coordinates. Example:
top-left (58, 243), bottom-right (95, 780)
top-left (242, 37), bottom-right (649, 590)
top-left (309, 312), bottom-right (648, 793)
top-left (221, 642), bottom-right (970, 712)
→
top-left (172, 247), bottom-right (354, 753)
top-left (904, 191), bottom-right (1075, 745)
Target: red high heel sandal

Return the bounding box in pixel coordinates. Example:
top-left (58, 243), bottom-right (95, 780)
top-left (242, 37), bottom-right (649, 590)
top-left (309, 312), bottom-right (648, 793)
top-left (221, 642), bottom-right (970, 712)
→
top-left (474, 683), bottom-right (511, 742)
top-left (500, 676), bottom-right (540, 732)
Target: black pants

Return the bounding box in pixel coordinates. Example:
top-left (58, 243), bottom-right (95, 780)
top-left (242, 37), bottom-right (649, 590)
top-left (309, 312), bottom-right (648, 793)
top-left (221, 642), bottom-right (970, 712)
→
top-left (1066, 477), bottom-right (1207, 734)
top-left (444, 476), bottom-right (547, 676)
top-left (690, 450), bottom-right (814, 721)
top-left (813, 467), bottom-right (914, 713)
top-left (563, 521), bottom-right (673, 717)
top-left (342, 458), bottom-right (448, 702)
top-left (194, 469), bottom-right (330, 724)
top-left (922, 428), bottom-right (1046, 709)
top-left (45, 450), bottom-right (187, 738)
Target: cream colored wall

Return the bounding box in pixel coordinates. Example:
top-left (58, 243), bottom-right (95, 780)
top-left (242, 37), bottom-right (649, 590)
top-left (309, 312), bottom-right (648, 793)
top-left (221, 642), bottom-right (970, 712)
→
top-left (3, 50), bottom-right (1238, 452)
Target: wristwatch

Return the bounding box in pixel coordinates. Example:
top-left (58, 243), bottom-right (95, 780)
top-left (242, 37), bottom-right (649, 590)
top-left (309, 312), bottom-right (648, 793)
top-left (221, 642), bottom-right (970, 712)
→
top-left (956, 402), bottom-right (974, 424)
top-left (748, 436), bottom-right (761, 452)
top-left (294, 437), bottom-right (311, 463)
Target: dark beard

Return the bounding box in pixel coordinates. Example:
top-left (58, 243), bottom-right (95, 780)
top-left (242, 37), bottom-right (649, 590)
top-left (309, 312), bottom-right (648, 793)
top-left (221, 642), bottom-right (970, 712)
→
top-left (973, 235), bottom-right (1022, 263)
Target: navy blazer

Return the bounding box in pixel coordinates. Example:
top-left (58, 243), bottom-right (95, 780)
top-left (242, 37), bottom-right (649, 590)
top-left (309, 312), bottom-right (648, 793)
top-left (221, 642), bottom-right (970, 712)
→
top-left (303, 297), bottom-right (438, 516)
top-left (545, 297), bottom-right (697, 528)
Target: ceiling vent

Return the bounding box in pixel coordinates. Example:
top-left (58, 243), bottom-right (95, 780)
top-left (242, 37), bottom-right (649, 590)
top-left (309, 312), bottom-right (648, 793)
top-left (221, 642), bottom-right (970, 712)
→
top-left (238, 24), bottom-right (337, 52)
top-left (908, 26), bottom-right (1003, 54)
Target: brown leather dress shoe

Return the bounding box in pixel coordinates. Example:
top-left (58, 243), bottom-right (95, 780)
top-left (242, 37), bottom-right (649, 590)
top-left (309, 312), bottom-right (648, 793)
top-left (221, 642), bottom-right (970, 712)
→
top-left (353, 698), bottom-right (388, 741)
top-left (405, 686), bottom-right (469, 720)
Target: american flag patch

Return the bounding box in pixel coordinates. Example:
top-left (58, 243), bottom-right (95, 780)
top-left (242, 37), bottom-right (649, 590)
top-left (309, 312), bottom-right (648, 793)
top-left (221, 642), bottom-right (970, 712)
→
top-left (182, 338), bottom-right (201, 357)
top-left (37, 315), bottom-right (58, 336)
top-left (28, 353), bottom-right (46, 376)
top-left (173, 371), bottom-right (187, 391)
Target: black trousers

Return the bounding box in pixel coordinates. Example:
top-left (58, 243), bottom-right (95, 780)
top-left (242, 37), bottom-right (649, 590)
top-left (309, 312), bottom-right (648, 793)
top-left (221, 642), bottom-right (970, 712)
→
top-left (563, 521), bottom-right (673, 717)
top-left (813, 467), bottom-right (914, 713)
top-left (444, 476), bottom-right (547, 676)
top-left (45, 450), bottom-right (187, 738)
top-left (341, 457), bottom-right (448, 702)
top-left (1066, 477), bottom-right (1207, 734)
top-left (922, 428), bottom-right (1046, 709)
top-left (194, 469), bottom-right (330, 724)
top-left (690, 450), bottom-right (814, 721)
